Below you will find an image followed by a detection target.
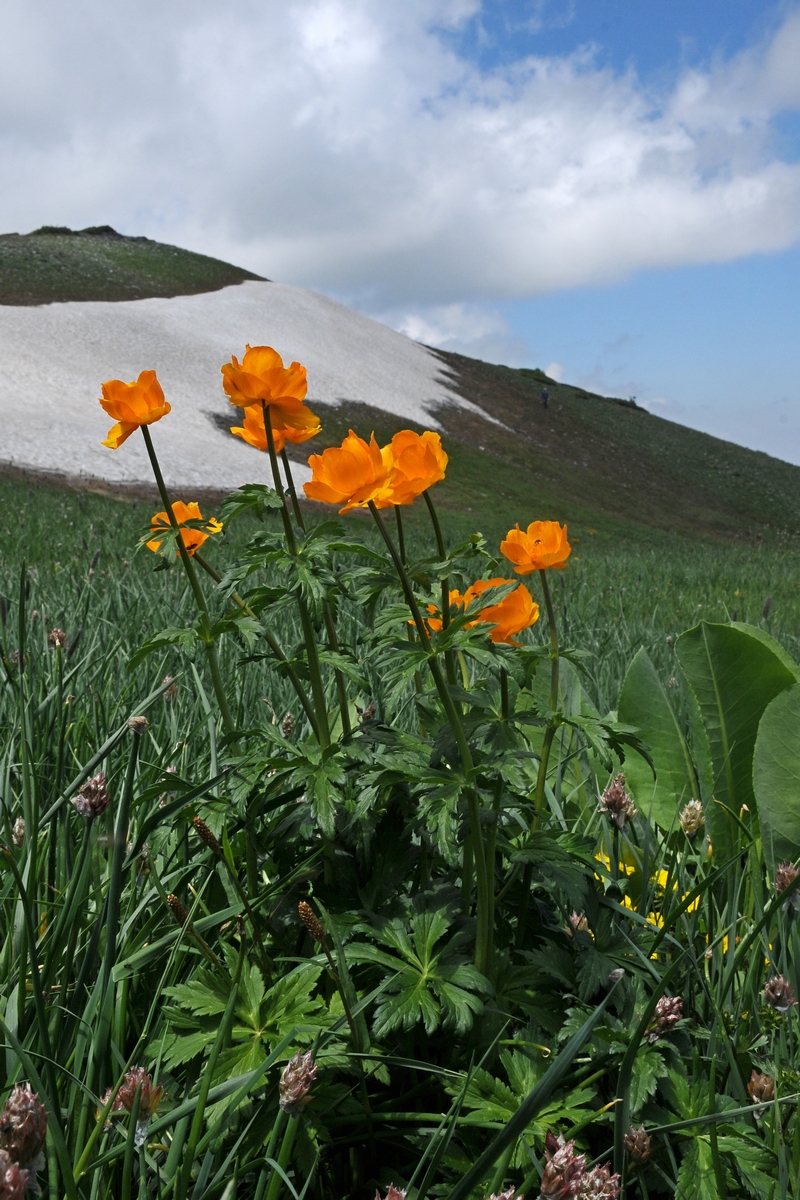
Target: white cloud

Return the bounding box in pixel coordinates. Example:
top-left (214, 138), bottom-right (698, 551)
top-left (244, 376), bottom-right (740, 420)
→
top-left (544, 361), bottom-right (563, 381)
top-left (387, 302), bottom-right (529, 363)
top-left (1, 1), bottom-right (800, 308)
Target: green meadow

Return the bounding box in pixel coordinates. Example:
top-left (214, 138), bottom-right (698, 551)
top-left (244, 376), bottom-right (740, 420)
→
top-left (1, 233), bottom-right (800, 1199)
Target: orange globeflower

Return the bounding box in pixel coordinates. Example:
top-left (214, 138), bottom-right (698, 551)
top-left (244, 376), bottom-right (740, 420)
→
top-left (221, 345), bottom-right (318, 435)
top-left (230, 403), bottom-right (321, 454)
top-left (146, 501), bottom-right (223, 557)
top-left (462, 578), bottom-right (539, 644)
top-left (386, 430), bottom-right (448, 504)
top-left (500, 520), bottom-right (571, 574)
top-left (424, 589), bottom-right (464, 633)
top-left (304, 430), bottom-right (395, 514)
top-left (425, 579), bottom-right (538, 644)
top-left (100, 370), bottom-right (171, 449)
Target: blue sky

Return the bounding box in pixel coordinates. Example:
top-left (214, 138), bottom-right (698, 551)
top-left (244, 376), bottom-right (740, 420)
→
top-left (449, 1), bottom-right (787, 81)
top-left (1, 0), bottom-right (799, 463)
top-left (387, 0), bottom-right (800, 463)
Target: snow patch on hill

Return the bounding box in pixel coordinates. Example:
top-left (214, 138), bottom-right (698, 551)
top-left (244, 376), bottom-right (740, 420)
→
top-left (0, 281), bottom-right (467, 493)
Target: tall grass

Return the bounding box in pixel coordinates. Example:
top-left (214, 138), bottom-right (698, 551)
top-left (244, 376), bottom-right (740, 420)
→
top-left (1, 473), bottom-right (799, 1198)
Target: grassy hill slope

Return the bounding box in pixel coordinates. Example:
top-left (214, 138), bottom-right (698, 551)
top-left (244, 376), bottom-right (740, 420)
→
top-left (0, 225), bottom-right (264, 304)
top-left (1, 226), bottom-right (797, 546)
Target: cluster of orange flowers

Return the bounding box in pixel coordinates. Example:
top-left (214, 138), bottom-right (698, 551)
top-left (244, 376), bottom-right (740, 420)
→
top-left (420, 524), bottom-right (571, 645)
top-left (304, 428), bottom-right (448, 513)
top-left (426, 578), bottom-right (539, 645)
top-left (97, 346), bottom-right (571, 646)
top-left (98, 346), bottom-right (320, 455)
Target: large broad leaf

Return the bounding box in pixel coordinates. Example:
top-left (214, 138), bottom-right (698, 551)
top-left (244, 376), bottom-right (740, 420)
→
top-left (753, 683), bottom-right (800, 873)
top-left (676, 622), bottom-right (798, 859)
top-left (617, 648), bottom-right (696, 830)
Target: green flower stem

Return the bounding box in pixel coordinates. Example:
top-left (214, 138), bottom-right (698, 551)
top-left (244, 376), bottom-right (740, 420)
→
top-left (423, 489), bottom-right (456, 686)
top-left (193, 552), bottom-right (319, 739)
top-left (461, 837), bottom-right (474, 906)
top-left (264, 1115), bottom-right (299, 1200)
top-left (368, 500), bottom-right (491, 976)
top-left (394, 505), bottom-right (407, 565)
top-left (532, 568), bottom-right (560, 827)
top-left (322, 603), bottom-right (352, 738)
top-left (518, 569), bottom-right (561, 945)
top-left (263, 406), bottom-right (331, 748)
top-left (279, 449), bottom-right (351, 738)
top-left (140, 426), bottom-right (237, 742)
top-left (500, 666), bottom-right (509, 719)
top-left (280, 447), bottom-right (306, 528)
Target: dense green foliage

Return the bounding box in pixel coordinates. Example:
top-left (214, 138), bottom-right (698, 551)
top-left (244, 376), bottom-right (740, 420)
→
top-left (1, 457), bottom-right (800, 1199)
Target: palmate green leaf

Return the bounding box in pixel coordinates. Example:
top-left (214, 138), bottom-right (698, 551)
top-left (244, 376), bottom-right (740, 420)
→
top-left (214, 1036), bottom-right (267, 1084)
top-left (282, 747), bottom-right (348, 837)
top-left (218, 483), bottom-right (283, 524)
top-left (415, 773), bottom-right (464, 861)
top-left (316, 648), bottom-right (368, 689)
top-left (348, 908), bottom-right (490, 1037)
top-left (717, 1134), bottom-right (777, 1197)
top-left (237, 959), bottom-right (266, 1026)
top-left (374, 975), bottom-right (443, 1037)
top-left (629, 1045), bottom-right (669, 1114)
top-left (454, 1066), bottom-right (517, 1121)
top-left (127, 624), bottom-right (199, 670)
top-left (510, 830), bottom-right (594, 911)
top-left (675, 1139), bottom-right (724, 1200)
top-left (445, 1056), bottom-right (596, 1169)
top-left (165, 980), bottom-right (229, 1018)
top-left (435, 969), bottom-right (487, 1031)
top-left (161, 1029), bottom-right (217, 1071)
top-left (161, 959), bottom-right (328, 1074)
top-left (565, 713), bottom-right (651, 773)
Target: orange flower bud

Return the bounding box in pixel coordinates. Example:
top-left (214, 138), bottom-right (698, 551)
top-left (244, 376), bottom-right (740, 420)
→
top-left (500, 520), bottom-right (571, 574)
top-left (304, 430), bottom-right (395, 513)
top-left (99, 370), bottom-right (171, 449)
top-left (146, 501), bottom-right (222, 557)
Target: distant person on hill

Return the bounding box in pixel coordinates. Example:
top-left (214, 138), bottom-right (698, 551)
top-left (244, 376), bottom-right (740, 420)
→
top-left (541, 387), bottom-right (549, 409)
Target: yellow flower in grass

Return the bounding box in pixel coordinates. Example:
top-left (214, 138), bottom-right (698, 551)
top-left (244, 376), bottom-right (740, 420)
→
top-left (620, 894), bottom-right (664, 929)
top-left (594, 852), bottom-right (636, 878)
top-left (655, 869), bottom-right (700, 913)
top-left (146, 501), bottom-right (222, 557)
